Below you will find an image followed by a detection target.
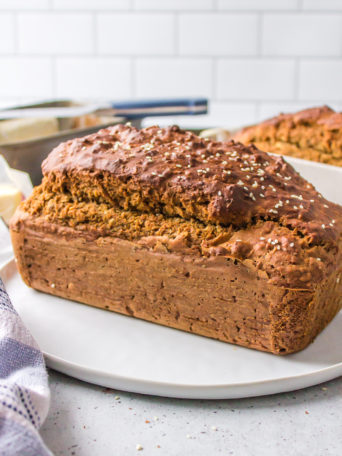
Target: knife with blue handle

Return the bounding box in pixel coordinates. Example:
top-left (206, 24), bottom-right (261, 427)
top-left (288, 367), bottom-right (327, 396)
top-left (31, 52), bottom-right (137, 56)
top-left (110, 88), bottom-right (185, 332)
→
top-left (0, 98), bottom-right (208, 120)
top-left (108, 98), bottom-right (208, 118)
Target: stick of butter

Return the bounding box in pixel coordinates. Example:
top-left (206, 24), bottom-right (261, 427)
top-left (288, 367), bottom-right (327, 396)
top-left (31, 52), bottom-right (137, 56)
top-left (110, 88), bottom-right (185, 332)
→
top-left (0, 183), bottom-right (22, 224)
top-left (0, 117), bottom-right (58, 145)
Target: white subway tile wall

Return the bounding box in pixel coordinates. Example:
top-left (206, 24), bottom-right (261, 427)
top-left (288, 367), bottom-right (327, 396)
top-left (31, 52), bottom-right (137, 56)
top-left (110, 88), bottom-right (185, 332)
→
top-left (56, 58), bottom-right (132, 99)
top-left (0, 0), bottom-right (341, 128)
top-left (135, 58), bottom-right (213, 98)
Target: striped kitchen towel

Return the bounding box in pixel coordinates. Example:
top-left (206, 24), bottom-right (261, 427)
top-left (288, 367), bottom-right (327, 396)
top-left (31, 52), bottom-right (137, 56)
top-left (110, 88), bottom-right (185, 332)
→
top-left (0, 277), bottom-right (52, 456)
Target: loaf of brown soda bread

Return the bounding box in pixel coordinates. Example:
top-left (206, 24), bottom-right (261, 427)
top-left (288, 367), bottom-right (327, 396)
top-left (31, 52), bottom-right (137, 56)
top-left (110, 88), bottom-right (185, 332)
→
top-left (10, 124), bottom-right (342, 354)
top-left (233, 106), bottom-right (342, 166)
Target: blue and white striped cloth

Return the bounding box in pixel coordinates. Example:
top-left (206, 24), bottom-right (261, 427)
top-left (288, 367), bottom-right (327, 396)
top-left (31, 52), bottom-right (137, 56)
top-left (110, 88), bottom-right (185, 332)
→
top-left (0, 277), bottom-right (51, 455)
top-left (0, 159), bottom-right (51, 454)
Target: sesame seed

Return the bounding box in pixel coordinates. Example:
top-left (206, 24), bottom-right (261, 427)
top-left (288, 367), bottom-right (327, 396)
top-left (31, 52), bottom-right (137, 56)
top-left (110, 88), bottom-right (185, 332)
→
top-left (154, 416), bottom-right (159, 421)
top-left (114, 395), bottom-right (120, 400)
top-left (269, 209), bottom-right (278, 214)
top-left (252, 181), bottom-right (258, 188)
top-left (176, 164), bottom-right (182, 168)
top-left (237, 180), bottom-right (244, 186)
top-left (51, 283), bottom-right (55, 288)
top-left (259, 193), bottom-right (265, 198)
top-left (337, 277), bottom-right (340, 284)
top-left (151, 172), bottom-right (157, 176)
top-left (222, 161), bottom-right (227, 165)
top-left (324, 204), bottom-right (328, 208)
top-left (218, 191), bottom-right (222, 196)
top-left (293, 206), bottom-right (298, 210)
top-left (310, 199), bottom-right (315, 203)
top-left (277, 245), bottom-right (281, 250)
top-left (186, 434), bottom-right (191, 439)
top-left (211, 426), bottom-right (217, 431)
top-left (136, 444), bottom-right (143, 451)
top-left (321, 224), bottom-right (326, 229)
top-left (317, 258), bottom-right (321, 261)
top-left (260, 237), bottom-right (265, 240)
top-left (289, 242), bottom-right (294, 247)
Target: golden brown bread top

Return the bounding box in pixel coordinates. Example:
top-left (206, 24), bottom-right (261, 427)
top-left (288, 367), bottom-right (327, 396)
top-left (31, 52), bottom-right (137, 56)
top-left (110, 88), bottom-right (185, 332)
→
top-left (42, 124), bottom-right (342, 245)
top-left (233, 106), bottom-right (342, 166)
top-left (252, 105), bottom-right (342, 130)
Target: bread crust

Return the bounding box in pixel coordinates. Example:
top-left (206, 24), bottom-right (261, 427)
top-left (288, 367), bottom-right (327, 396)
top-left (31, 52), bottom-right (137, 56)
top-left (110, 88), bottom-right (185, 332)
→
top-left (9, 124), bottom-right (342, 354)
top-left (10, 211), bottom-right (342, 355)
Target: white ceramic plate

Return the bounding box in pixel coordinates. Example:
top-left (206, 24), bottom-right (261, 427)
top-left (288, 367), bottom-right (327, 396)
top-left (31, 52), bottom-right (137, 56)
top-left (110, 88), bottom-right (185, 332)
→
top-left (1, 156), bottom-right (342, 399)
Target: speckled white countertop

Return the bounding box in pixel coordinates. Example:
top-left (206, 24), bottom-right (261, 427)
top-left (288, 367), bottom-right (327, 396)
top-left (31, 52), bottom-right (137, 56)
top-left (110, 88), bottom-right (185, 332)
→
top-left (40, 370), bottom-right (342, 456)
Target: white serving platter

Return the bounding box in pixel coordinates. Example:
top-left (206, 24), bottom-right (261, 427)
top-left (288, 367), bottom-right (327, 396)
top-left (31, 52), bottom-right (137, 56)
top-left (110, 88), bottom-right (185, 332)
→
top-left (1, 156), bottom-right (342, 399)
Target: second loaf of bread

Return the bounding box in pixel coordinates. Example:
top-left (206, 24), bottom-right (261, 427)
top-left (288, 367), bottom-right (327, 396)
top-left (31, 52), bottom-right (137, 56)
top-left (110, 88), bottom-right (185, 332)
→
top-left (233, 106), bottom-right (342, 166)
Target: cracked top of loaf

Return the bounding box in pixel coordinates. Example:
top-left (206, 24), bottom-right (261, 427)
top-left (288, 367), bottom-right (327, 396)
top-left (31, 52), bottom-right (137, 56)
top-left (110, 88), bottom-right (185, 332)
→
top-left (42, 123), bottom-right (341, 244)
top-left (15, 124), bottom-right (342, 290)
top-left (233, 106), bottom-right (342, 166)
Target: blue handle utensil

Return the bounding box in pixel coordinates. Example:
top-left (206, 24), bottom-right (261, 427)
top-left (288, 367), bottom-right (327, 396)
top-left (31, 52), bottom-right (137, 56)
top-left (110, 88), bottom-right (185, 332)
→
top-left (0, 98), bottom-right (208, 120)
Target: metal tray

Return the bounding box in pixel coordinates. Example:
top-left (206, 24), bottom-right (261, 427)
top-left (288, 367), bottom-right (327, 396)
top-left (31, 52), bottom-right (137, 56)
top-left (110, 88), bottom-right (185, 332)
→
top-left (0, 100), bottom-right (135, 185)
top-left (0, 98), bottom-right (207, 185)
